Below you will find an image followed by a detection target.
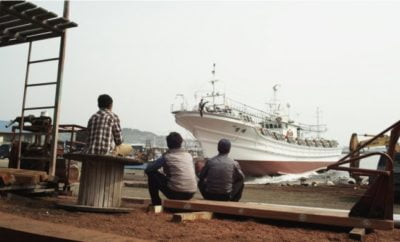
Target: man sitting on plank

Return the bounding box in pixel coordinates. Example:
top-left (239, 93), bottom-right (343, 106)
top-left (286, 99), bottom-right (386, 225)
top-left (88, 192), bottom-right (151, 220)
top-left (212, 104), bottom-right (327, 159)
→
top-left (85, 94), bottom-right (131, 156)
top-left (198, 138), bottom-right (245, 201)
top-left (145, 132), bottom-right (197, 205)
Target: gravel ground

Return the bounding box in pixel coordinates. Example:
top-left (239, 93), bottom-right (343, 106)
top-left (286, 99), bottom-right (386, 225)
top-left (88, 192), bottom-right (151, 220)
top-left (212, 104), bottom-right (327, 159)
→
top-left (1, 163), bottom-right (399, 241)
top-left (0, 185), bottom-right (399, 241)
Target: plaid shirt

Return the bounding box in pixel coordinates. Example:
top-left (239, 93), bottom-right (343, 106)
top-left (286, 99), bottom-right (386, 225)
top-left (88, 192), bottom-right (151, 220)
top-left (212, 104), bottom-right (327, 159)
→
top-left (85, 109), bottom-right (123, 154)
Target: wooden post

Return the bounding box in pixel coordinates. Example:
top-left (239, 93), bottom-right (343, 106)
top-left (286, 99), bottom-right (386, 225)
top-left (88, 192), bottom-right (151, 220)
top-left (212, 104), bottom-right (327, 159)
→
top-left (349, 228), bottom-right (368, 241)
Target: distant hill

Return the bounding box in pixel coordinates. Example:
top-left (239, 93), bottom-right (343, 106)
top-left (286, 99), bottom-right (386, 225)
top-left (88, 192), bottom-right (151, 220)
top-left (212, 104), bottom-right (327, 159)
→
top-left (122, 128), bottom-right (167, 147)
top-left (122, 128), bottom-right (200, 149)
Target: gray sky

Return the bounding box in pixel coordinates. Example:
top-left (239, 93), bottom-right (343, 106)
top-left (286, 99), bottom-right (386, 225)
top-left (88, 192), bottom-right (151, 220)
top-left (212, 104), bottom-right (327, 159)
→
top-left (1, 1), bottom-right (399, 146)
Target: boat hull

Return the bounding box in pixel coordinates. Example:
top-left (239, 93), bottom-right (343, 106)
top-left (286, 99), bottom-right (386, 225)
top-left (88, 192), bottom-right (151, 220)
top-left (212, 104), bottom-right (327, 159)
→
top-left (237, 160), bottom-right (336, 176)
top-left (174, 111), bottom-right (342, 176)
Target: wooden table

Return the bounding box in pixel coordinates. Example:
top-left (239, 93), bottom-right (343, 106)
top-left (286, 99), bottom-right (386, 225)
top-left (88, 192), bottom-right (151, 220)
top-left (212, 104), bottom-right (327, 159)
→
top-left (59, 153), bottom-right (143, 213)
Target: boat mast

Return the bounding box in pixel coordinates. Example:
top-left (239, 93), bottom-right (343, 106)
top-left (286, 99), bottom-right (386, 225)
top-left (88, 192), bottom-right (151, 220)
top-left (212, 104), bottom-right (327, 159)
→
top-left (316, 107), bottom-right (321, 138)
top-left (210, 63), bottom-right (218, 108)
top-left (271, 84), bottom-right (280, 115)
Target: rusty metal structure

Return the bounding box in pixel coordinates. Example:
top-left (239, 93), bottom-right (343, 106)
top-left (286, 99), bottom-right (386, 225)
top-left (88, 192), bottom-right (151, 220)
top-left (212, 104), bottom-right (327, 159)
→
top-left (328, 120), bottom-right (400, 221)
top-left (0, 0), bottom-right (77, 176)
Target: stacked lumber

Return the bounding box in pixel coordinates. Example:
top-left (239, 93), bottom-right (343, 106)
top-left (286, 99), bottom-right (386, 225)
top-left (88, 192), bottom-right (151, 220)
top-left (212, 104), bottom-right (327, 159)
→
top-left (0, 168), bottom-right (48, 186)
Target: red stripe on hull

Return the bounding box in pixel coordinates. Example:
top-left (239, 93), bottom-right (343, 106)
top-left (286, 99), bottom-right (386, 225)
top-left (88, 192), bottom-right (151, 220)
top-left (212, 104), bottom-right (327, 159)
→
top-left (237, 160), bottom-right (337, 176)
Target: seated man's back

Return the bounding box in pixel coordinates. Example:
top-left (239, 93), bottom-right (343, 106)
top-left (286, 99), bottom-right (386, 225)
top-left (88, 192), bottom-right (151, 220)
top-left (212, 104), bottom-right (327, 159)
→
top-left (198, 139), bottom-right (244, 201)
top-left (163, 148), bottom-right (197, 193)
top-left (86, 94), bottom-right (122, 155)
top-left (201, 154), bottom-right (236, 194)
top-left (145, 132), bottom-right (197, 205)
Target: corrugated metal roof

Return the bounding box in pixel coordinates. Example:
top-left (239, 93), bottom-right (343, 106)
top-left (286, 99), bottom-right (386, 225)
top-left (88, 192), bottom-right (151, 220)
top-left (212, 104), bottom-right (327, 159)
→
top-left (0, 1), bottom-right (77, 47)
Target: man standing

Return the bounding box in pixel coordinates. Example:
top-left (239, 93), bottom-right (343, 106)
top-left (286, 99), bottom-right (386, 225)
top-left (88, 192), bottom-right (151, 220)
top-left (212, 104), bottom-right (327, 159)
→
top-left (198, 139), bottom-right (245, 201)
top-left (145, 132), bottom-right (197, 205)
top-left (86, 94), bottom-right (123, 155)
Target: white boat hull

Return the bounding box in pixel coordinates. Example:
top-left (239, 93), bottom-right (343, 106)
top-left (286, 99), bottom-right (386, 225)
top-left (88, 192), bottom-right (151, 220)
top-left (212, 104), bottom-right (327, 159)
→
top-left (174, 111), bottom-right (342, 176)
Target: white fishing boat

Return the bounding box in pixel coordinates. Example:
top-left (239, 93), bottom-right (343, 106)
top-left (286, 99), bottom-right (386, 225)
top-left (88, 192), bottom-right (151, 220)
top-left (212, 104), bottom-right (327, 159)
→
top-left (172, 65), bottom-right (342, 176)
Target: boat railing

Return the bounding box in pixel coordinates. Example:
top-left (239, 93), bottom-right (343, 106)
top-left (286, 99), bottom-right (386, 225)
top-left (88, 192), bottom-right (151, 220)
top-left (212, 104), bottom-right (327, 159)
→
top-left (202, 97), bottom-right (269, 124)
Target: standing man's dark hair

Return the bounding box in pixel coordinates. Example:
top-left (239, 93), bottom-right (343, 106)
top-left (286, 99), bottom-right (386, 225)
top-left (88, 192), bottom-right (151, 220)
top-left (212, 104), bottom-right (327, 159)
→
top-left (218, 138), bottom-right (231, 154)
top-left (166, 132), bottom-right (183, 149)
top-left (98, 94), bottom-right (113, 109)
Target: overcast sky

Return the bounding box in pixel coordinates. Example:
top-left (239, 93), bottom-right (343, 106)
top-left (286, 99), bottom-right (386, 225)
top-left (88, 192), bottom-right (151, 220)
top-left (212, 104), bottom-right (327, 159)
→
top-left (0, 1), bottom-right (399, 146)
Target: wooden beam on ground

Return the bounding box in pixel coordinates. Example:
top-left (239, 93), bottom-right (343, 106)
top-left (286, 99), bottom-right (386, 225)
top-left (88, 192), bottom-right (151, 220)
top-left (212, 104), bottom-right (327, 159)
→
top-left (0, 211), bottom-right (142, 242)
top-left (122, 196), bottom-right (151, 206)
top-left (0, 184), bottom-right (46, 191)
top-left (172, 211), bottom-right (214, 222)
top-left (349, 228), bottom-right (366, 241)
top-left (57, 203), bottom-right (133, 213)
top-left (0, 168), bottom-right (48, 186)
top-left (0, 172), bottom-right (15, 185)
top-left (147, 205), bottom-right (163, 214)
top-left (163, 199), bottom-right (394, 230)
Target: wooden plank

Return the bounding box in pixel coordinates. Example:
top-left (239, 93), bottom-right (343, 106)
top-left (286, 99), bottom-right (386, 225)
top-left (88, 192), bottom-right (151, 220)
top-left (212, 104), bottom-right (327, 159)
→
top-left (172, 212), bottom-right (214, 222)
top-left (349, 227), bottom-right (366, 241)
top-left (93, 160), bottom-right (102, 207)
top-left (77, 161), bottom-right (87, 205)
top-left (57, 203), bottom-right (132, 213)
top-left (87, 160), bottom-right (97, 206)
top-left (97, 160), bottom-right (106, 207)
top-left (103, 161), bottom-right (111, 208)
top-left (122, 196), bottom-right (151, 206)
top-left (113, 163), bottom-right (123, 207)
top-left (163, 200), bottom-right (394, 230)
top-left (0, 168), bottom-right (48, 182)
top-left (0, 184), bottom-right (45, 191)
top-left (0, 211), bottom-right (140, 241)
top-left (0, 172), bottom-right (15, 185)
top-left (108, 161), bottom-right (115, 207)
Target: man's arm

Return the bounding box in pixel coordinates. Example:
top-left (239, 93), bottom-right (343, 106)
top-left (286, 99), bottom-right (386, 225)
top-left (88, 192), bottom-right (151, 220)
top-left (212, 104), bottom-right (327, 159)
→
top-left (145, 156), bottom-right (166, 174)
top-left (198, 160), bottom-right (210, 182)
top-left (86, 118), bottom-right (92, 144)
top-left (112, 115), bottom-right (123, 146)
top-left (233, 161), bottom-right (245, 182)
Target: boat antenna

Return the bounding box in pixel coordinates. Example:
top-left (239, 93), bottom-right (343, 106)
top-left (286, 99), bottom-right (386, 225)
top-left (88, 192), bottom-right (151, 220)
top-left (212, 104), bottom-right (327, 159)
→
top-left (270, 84), bottom-right (280, 115)
top-left (210, 63), bottom-right (218, 107)
top-left (316, 107), bottom-right (321, 138)
top-left (272, 84), bottom-right (280, 103)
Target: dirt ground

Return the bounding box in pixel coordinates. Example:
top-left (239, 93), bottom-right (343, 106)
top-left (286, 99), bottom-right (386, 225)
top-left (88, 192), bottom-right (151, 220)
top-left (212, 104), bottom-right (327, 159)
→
top-left (0, 184), bottom-right (399, 241)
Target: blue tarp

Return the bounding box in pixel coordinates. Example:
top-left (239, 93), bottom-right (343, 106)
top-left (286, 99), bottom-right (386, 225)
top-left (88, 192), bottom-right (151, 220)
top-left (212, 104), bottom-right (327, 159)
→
top-left (125, 163), bottom-right (148, 170)
top-left (0, 120), bottom-right (11, 133)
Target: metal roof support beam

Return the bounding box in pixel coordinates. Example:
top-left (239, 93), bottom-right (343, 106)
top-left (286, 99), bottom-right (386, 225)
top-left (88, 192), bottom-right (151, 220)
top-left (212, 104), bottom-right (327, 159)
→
top-left (49, 0), bottom-right (70, 177)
